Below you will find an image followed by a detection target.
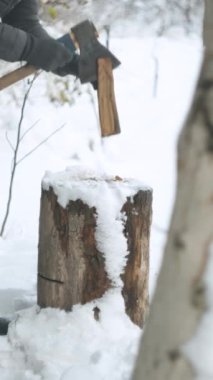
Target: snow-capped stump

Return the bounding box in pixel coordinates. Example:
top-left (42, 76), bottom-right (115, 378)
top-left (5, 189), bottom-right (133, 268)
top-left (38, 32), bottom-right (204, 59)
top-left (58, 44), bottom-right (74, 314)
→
top-left (37, 167), bottom-right (152, 327)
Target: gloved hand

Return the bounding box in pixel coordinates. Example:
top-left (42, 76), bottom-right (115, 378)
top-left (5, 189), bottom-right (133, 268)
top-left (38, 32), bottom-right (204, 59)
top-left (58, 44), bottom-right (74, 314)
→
top-left (54, 53), bottom-right (98, 89)
top-left (54, 53), bottom-right (80, 77)
top-left (21, 34), bottom-right (74, 72)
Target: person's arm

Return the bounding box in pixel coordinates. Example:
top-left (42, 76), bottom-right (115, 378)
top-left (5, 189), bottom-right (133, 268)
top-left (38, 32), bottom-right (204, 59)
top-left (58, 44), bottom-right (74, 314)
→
top-left (0, 22), bottom-right (28, 62)
top-left (2, 0), bottom-right (49, 39)
top-left (0, 20), bottom-right (74, 71)
top-left (0, 0), bottom-right (75, 72)
top-left (0, 0), bottom-right (81, 78)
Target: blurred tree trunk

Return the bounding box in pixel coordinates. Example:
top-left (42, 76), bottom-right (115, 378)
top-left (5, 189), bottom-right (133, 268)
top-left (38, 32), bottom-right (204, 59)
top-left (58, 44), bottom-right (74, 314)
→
top-left (132, 1), bottom-right (213, 379)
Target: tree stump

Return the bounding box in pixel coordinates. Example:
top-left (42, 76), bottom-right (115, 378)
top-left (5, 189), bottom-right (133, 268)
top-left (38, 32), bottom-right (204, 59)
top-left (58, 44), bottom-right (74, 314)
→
top-left (37, 169), bottom-right (152, 327)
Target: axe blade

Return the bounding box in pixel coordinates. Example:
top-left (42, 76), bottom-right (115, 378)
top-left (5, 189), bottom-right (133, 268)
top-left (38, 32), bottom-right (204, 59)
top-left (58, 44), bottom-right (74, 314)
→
top-left (71, 20), bottom-right (121, 84)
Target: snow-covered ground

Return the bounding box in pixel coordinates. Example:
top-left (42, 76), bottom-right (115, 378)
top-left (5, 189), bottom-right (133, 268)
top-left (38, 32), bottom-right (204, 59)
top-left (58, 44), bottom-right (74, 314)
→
top-left (0, 37), bottom-right (202, 379)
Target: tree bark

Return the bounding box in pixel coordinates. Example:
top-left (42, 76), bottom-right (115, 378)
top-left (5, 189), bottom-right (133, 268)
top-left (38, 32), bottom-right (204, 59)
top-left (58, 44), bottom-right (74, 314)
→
top-left (37, 189), bottom-right (111, 309)
top-left (37, 181), bottom-right (152, 327)
top-left (121, 190), bottom-right (151, 327)
top-left (132, 1), bottom-right (213, 379)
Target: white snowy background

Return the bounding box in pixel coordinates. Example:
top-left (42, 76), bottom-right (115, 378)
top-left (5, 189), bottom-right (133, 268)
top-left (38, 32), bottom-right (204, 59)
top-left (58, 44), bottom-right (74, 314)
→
top-left (0, 26), bottom-right (203, 380)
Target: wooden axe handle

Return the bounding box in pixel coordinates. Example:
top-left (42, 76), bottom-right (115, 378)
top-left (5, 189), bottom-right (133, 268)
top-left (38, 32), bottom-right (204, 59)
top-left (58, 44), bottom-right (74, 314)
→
top-left (97, 58), bottom-right (121, 137)
top-left (0, 64), bottom-right (37, 91)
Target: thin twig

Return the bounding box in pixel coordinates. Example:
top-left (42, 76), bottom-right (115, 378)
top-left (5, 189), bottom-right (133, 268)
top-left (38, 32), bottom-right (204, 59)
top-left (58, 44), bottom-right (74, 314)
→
top-left (5, 131), bottom-right (15, 152)
top-left (152, 55), bottom-right (159, 98)
top-left (0, 75), bottom-right (36, 237)
top-left (105, 25), bottom-right (110, 49)
top-left (151, 38), bottom-right (160, 98)
top-left (17, 123), bottom-right (66, 165)
top-left (87, 85), bottom-right (99, 126)
top-left (20, 119), bottom-right (40, 142)
top-left (5, 119), bottom-right (40, 151)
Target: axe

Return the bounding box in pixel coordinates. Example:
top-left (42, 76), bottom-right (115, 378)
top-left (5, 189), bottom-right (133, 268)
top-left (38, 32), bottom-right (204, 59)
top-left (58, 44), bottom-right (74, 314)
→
top-left (0, 20), bottom-right (121, 137)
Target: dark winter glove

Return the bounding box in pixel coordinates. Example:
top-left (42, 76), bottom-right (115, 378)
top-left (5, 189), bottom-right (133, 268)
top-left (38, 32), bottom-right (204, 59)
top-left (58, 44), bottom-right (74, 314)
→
top-left (55, 53), bottom-right (98, 89)
top-left (54, 53), bottom-right (80, 77)
top-left (2, 0), bottom-right (49, 39)
top-left (21, 34), bottom-right (74, 72)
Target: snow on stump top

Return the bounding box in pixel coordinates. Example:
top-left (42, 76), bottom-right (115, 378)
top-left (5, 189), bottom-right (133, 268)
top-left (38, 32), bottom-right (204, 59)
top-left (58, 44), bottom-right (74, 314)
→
top-left (37, 166), bottom-right (152, 327)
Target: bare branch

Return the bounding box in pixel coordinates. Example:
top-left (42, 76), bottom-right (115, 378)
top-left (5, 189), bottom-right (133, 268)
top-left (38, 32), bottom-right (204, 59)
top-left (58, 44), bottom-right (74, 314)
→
top-left (86, 85), bottom-right (99, 127)
top-left (20, 119), bottom-right (40, 142)
top-left (5, 131), bottom-right (15, 152)
top-left (17, 123), bottom-right (66, 165)
top-left (0, 75), bottom-right (37, 237)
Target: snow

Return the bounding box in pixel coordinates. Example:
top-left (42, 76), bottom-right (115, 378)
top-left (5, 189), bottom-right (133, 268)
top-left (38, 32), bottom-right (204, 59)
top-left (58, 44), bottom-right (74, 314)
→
top-left (6, 291), bottom-right (140, 380)
top-left (182, 245), bottom-right (213, 380)
top-left (0, 36), bottom-right (202, 379)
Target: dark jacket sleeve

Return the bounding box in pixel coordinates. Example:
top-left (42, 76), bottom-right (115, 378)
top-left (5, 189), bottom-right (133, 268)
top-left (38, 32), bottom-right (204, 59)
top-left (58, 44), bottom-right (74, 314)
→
top-left (0, 22), bottom-right (27, 61)
top-left (0, 0), bottom-right (73, 70)
top-left (2, 0), bottom-right (49, 39)
top-left (0, 0), bottom-right (49, 62)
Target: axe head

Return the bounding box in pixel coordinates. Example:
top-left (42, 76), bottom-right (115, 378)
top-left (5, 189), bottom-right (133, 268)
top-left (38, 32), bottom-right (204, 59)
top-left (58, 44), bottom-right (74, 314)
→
top-left (71, 20), bottom-right (121, 84)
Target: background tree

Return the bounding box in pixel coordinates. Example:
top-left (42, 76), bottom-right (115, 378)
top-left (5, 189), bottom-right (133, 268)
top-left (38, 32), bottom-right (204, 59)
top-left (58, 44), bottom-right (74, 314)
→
top-left (39, 0), bottom-right (203, 36)
top-left (132, 0), bottom-right (213, 379)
